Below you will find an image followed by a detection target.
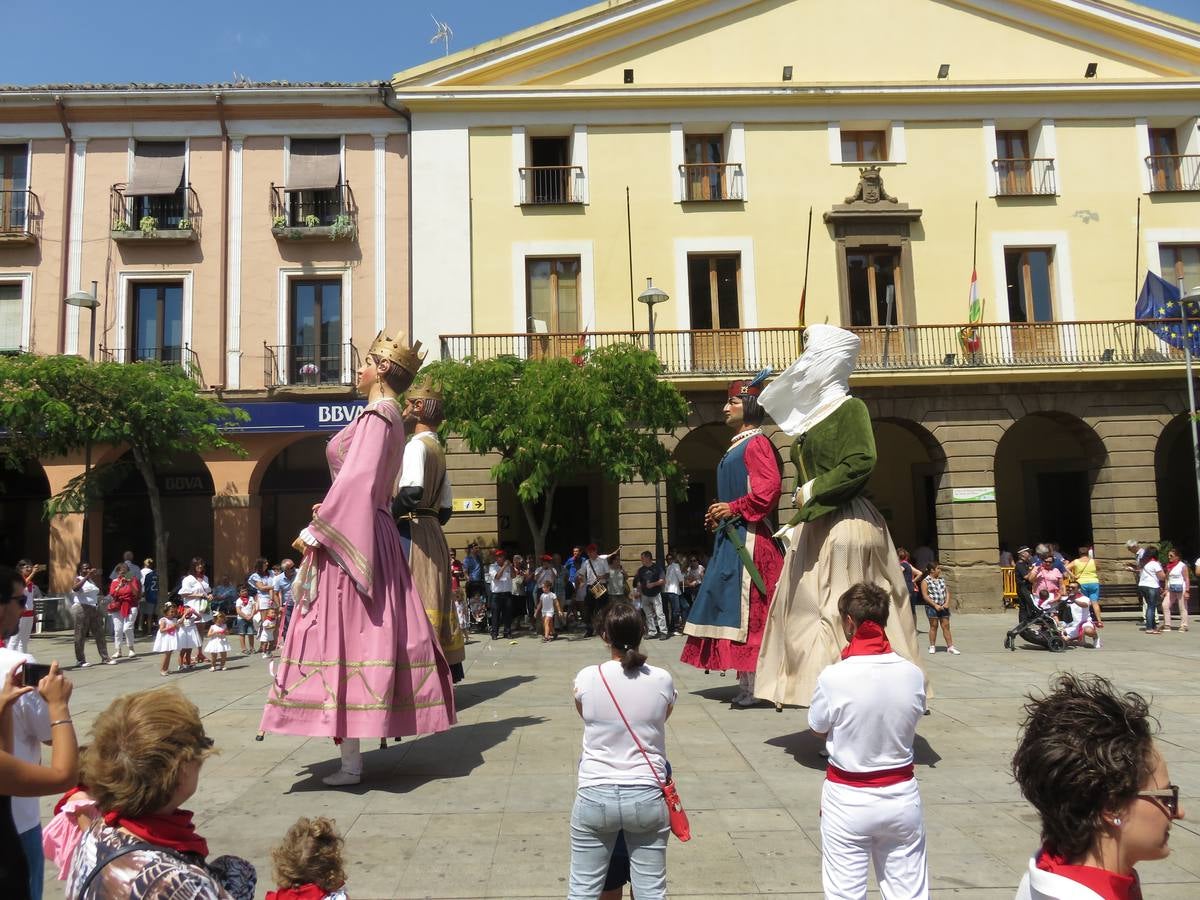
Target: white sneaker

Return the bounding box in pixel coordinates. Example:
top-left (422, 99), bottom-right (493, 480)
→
top-left (928, 645), bottom-right (936, 654)
top-left (321, 769), bottom-right (362, 787)
top-left (733, 692), bottom-right (761, 708)
top-left (1094, 638), bottom-right (1103, 649)
top-left (105, 658), bottom-right (118, 665)
top-left (126, 651), bottom-right (136, 659)
top-left (947, 646), bottom-right (961, 655)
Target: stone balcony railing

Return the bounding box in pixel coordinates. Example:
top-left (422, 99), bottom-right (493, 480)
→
top-left (439, 320), bottom-right (1191, 376)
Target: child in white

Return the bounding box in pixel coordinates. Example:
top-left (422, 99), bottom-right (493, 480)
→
top-left (153, 603), bottom-right (180, 676)
top-left (1060, 581), bottom-right (1099, 648)
top-left (539, 581), bottom-right (561, 642)
top-left (259, 607), bottom-right (279, 657)
top-left (809, 582), bottom-right (928, 900)
top-left (176, 604), bottom-right (201, 669)
top-left (204, 612), bottom-right (233, 671)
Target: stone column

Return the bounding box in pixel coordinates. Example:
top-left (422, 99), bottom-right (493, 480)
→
top-left (1088, 416), bottom-right (1166, 584)
top-left (213, 494), bottom-right (261, 581)
top-left (618, 479), bottom-right (659, 556)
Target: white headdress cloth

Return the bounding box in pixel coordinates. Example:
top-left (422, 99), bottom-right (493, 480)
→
top-left (760, 324), bottom-right (860, 437)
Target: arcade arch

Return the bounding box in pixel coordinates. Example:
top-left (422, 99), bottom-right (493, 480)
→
top-left (1156, 413), bottom-right (1199, 559)
top-left (995, 412), bottom-right (1106, 555)
top-left (0, 460), bottom-right (50, 568)
top-left (867, 419), bottom-right (945, 554)
top-left (259, 435), bottom-right (333, 561)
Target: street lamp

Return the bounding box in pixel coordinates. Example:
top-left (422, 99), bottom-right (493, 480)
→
top-left (64, 280), bottom-right (99, 564)
top-left (65, 280), bottom-right (99, 361)
top-left (1179, 283), bottom-right (1200, 552)
top-left (638, 277), bottom-right (669, 566)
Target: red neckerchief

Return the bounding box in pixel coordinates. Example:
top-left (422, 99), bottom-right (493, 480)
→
top-left (840, 620), bottom-right (892, 659)
top-left (1035, 847), bottom-right (1142, 900)
top-left (103, 808), bottom-right (209, 858)
top-left (266, 884), bottom-right (336, 900)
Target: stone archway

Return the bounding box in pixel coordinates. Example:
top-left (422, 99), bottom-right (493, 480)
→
top-left (0, 460), bottom-right (50, 570)
top-left (868, 418), bottom-right (946, 555)
top-left (1156, 414), bottom-right (1200, 559)
top-left (258, 435), bottom-right (334, 562)
top-left (102, 451), bottom-right (214, 590)
top-left (995, 412), bottom-right (1106, 554)
top-left (669, 422), bottom-right (733, 556)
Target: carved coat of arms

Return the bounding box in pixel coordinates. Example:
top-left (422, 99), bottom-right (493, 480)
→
top-left (845, 165), bottom-right (898, 204)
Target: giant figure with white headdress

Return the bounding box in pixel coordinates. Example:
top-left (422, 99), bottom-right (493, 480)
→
top-left (754, 324), bottom-right (923, 707)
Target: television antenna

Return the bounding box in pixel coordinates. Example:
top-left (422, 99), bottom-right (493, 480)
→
top-left (430, 15), bottom-right (453, 56)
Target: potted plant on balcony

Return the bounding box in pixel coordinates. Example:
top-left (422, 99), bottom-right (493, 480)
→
top-left (272, 214), bottom-right (287, 228)
top-left (177, 218), bottom-right (192, 231)
top-left (139, 215), bottom-right (158, 236)
top-left (112, 218), bottom-right (130, 232)
top-left (299, 362), bottom-right (320, 386)
top-left (329, 214), bottom-right (356, 241)
top-left (304, 214), bottom-right (321, 228)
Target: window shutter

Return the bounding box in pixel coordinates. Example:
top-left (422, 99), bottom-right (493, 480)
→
top-left (287, 139), bottom-right (342, 191)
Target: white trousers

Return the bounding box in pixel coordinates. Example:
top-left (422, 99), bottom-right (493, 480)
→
top-left (9, 615), bottom-right (35, 655)
top-left (110, 611), bottom-right (138, 653)
top-left (340, 738), bottom-right (362, 775)
top-left (820, 779), bottom-right (929, 900)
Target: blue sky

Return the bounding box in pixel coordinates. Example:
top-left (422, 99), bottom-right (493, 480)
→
top-left (3, 0), bottom-right (1198, 85)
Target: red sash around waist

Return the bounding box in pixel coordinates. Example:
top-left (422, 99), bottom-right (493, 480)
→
top-left (826, 763), bottom-right (914, 787)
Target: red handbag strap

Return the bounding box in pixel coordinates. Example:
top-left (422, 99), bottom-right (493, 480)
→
top-left (596, 664), bottom-right (667, 792)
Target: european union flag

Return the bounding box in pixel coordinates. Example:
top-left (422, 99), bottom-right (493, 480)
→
top-left (1136, 271), bottom-right (1200, 356)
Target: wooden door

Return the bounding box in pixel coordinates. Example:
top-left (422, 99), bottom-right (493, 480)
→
top-left (687, 254), bottom-right (743, 370)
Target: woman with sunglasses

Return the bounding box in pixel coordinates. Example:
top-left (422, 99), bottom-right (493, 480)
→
top-left (1013, 673), bottom-right (1184, 899)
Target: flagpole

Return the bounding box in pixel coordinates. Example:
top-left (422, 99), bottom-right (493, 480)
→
top-left (1134, 197), bottom-right (1143, 358)
top-left (971, 201), bottom-right (978, 272)
top-left (1176, 276), bottom-right (1200, 554)
top-left (799, 206), bottom-right (813, 330)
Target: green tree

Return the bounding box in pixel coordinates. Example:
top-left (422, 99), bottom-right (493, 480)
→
top-left (0, 354), bottom-right (246, 577)
top-left (425, 344), bottom-right (690, 560)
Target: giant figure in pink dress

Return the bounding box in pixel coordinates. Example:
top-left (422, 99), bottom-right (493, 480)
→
top-left (259, 331), bottom-right (457, 786)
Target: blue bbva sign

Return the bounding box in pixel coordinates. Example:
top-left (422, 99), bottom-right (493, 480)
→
top-left (224, 401), bottom-right (367, 433)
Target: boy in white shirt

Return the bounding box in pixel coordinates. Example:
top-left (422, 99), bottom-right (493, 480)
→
top-left (809, 582), bottom-right (928, 900)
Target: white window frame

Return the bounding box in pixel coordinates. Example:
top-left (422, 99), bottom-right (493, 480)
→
top-left (989, 231), bottom-right (1077, 361)
top-left (1136, 117), bottom-right (1200, 194)
top-left (511, 241), bottom-right (595, 347)
top-left (0, 272), bottom-right (33, 352)
top-left (672, 236), bottom-right (761, 372)
top-left (670, 122), bottom-right (747, 202)
top-left (982, 119), bottom-right (1059, 197)
top-left (1145, 228), bottom-right (1200, 291)
top-left (828, 121), bottom-right (906, 165)
top-left (276, 266), bottom-right (354, 384)
top-left (115, 270), bottom-right (194, 360)
top-left (512, 126), bottom-right (589, 206)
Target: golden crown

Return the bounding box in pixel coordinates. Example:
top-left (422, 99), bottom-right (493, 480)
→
top-left (367, 330), bottom-right (426, 376)
top-left (407, 373), bottom-right (443, 403)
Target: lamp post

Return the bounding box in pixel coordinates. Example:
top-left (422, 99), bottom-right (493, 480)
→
top-left (1179, 282), bottom-right (1200, 551)
top-left (638, 277), bottom-right (669, 566)
top-left (64, 281), bottom-right (99, 564)
top-left (64, 281), bottom-right (99, 361)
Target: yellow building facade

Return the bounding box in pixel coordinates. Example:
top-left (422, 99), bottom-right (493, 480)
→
top-left (395, 0), bottom-right (1200, 605)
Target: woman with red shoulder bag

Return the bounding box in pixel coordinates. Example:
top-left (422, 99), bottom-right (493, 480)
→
top-left (569, 602), bottom-right (681, 900)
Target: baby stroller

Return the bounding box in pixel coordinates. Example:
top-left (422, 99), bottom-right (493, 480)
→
top-left (468, 593), bottom-right (490, 633)
top-left (1003, 591), bottom-right (1067, 652)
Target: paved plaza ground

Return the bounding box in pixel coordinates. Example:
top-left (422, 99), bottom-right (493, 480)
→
top-left (29, 613), bottom-right (1200, 899)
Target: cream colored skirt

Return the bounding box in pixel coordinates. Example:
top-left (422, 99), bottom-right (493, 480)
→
top-left (754, 497), bottom-right (925, 707)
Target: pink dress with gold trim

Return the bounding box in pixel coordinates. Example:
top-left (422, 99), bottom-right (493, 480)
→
top-left (259, 397), bottom-right (457, 739)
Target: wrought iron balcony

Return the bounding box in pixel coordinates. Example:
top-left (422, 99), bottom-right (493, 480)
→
top-left (1146, 154), bottom-right (1200, 192)
top-left (519, 166), bottom-right (585, 205)
top-left (678, 163), bottom-right (744, 201)
top-left (110, 184), bottom-right (200, 241)
top-left (99, 344), bottom-right (205, 387)
top-left (992, 158), bottom-right (1057, 196)
top-left (264, 342), bottom-right (360, 388)
top-left (269, 183), bottom-right (357, 240)
top-left (439, 320), bottom-right (1190, 377)
top-left (0, 189), bottom-right (40, 244)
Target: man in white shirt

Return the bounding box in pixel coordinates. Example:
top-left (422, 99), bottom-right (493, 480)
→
top-left (809, 582), bottom-right (928, 900)
top-left (577, 543), bottom-right (616, 638)
top-left (489, 550), bottom-right (514, 640)
top-left (662, 554), bottom-right (684, 636)
top-left (1138, 546), bottom-right (1166, 634)
top-left (0, 647), bottom-right (52, 899)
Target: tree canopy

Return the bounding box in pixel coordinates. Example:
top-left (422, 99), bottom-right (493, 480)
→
top-left (424, 343), bottom-right (690, 557)
top-left (0, 354), bottom-right (246, 572)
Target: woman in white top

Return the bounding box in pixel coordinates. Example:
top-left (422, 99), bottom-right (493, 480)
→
top-left (178, 557), bottom-right (214, 663)
top-left (569, 602), bottom-right (676, 900)
top-left (1137, 548), bottom-right (1166, 634)
top-left (1163, 548), bottom-right (1190, 632)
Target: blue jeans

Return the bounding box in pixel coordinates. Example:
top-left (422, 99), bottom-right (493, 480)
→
top-left (569, 784), bottom-right (669, 900)
top-left (1140, 585), bottom-right (1160, 630)
top-left (20, 824), bottom-right (43, 900)
top-left (662, 593), bottom-right (681, 632)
